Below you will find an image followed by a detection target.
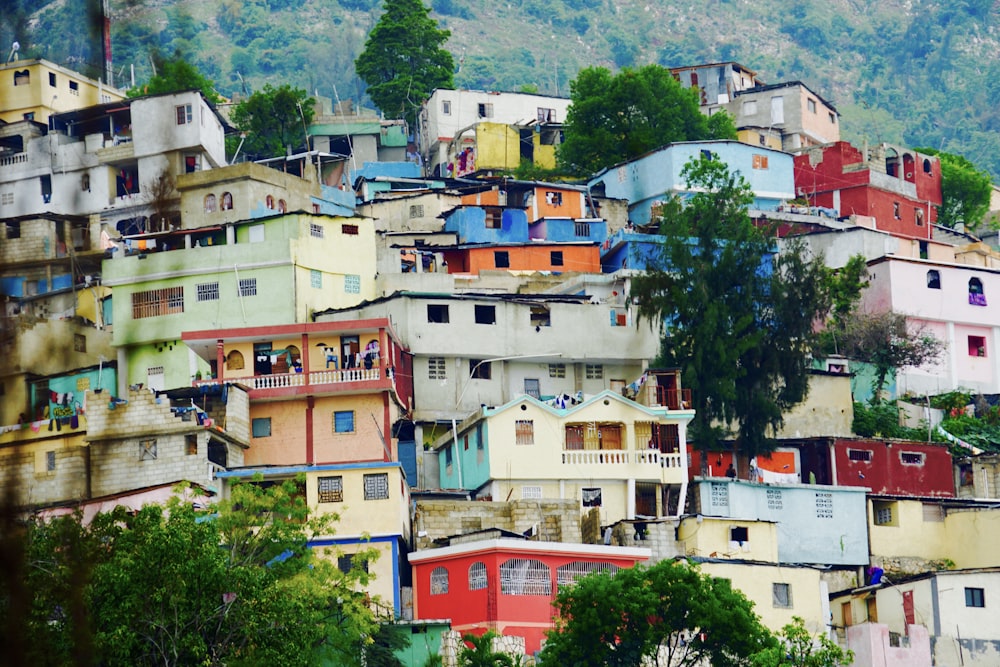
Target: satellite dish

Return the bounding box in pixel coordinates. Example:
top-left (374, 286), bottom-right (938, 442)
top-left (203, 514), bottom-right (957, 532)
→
top-left (7, 41), bottom-right (19, 64)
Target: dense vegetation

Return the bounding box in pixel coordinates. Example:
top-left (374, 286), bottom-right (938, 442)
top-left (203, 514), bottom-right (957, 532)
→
top-left (6, 0), bottom-right (1000, 183)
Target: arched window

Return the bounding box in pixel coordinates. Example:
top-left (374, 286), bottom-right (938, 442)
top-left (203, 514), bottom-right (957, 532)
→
top-left (469, 562), bottom-right (487, 591)
top-left (500, 558), bottom-right (551, 596)
top-left (204, 194), bottom-right (217, 213)
top-left (430, 567), bottom-right (449, 595)
top-left (221, 192), bottom-right (233, 210)
top-left (265, 195), bottom-right (275, 209)
top-left (926, 270), bottom-right (941, 290)
top-left (556, 562), bottom-right (619, 589)
top-left (226, 350), bottom-right (245, 370)
top-left (278, 199), bottom-right (287, 213)
top-left (923, 158), bottom-right (932, 174)
top-left (969, 277), bottom-right (986, 306)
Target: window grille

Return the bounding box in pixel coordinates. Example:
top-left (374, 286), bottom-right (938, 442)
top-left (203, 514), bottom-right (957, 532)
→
top-left (500, 558), bottom-right (551, 595)
top-left (318, 476), bottom-right (343, 503)
top-left (364, 473), bottom-right (389, 500)
top-left (469, 562), bottom-right (488, 590)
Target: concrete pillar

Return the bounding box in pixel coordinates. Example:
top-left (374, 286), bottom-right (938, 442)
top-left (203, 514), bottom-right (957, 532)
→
top-left (626, 478), bottom-right (636, 520)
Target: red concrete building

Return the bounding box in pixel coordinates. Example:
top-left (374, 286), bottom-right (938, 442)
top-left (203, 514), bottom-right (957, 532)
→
top-left (793, 141), bottom-right (942, 240)
top-left (409, 535), bottom-right (650, 655)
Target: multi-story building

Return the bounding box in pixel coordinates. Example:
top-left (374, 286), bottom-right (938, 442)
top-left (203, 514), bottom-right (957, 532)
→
top-left (0, 58), bottom-right (124, 126)
top-left (729, 81), bottom-right (841, 151)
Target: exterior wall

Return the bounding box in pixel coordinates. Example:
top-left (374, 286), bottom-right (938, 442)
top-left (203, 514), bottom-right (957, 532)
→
top-left (730, 83), bottom-right (839, 149)
top-left (1, 318), bottom-right (113, 388)
top-left (671, 62), bottom-right (763, 105)
top-left (442, 207), bottom-right (530, 244)
top-left (473, 122), bottom-right (520, 171)
top-left (844, 623), bottom-right (933, 667)
top-left (832, 439), bottom-right (955, 497)
top-left (775, 371), bottom-right (854, 439)
top-left (307, 463), bottom-right (410, 539)
top-left (313, 536), bottom-right (402, 615)
top-left (677, 515), bottom-right (779, 563)
top-left (130, 92), bottom-right (226, 168)
top-left (697, 560), bottom-right (827, 635)
top-left (357, 190), bottom-right (461, 231)
top-left (528, 217), bottom-right (606, 243)
top-left (0, 59), bottom-right (124, 125)
top-left (737, 127), bottom-right (783, 150)
top-left (589, 140), bottom-right (795, 226)
top-left (442, 244), bottom-right (601, 275)
top-left (0, 430), bottom-right (88, 507)
top-left (694, 479), bottom-right (869, 565)
top-left (412, 498), bottom-right (583, 550)
top-left (956, 454), bottom-right (1000, 499)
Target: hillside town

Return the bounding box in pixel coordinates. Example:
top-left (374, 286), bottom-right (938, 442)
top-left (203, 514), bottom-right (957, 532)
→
top-left (4, 53), bottom-right (1000, 667)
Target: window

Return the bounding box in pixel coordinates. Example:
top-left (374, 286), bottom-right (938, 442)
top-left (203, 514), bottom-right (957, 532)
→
top-left (46, 450), bottom-right (56, 471)
top-left (74, 333), bottom-right (86, 352)
top-left (475, 305), bottom-right (496, 324)
top-left (341, 223), bottom-right (359, 235)
top-left (524, 378), bottom-right (540, 398)
top-left (477, 103), bottom-right (493, 118)
top-left (549, 363), bottom-right (565, 378)
top-left (829, 112), bottom-right (836, 123)
top-left (277, 199), bottom-right (286, 213)
top-left (901, 452), bottom-right (925, 465)
top-left (752, 154), bottom-right (769, 170)
top-left (565, 425), bottom-right (584, 450)
top-left (444, 445), bottom-right (454, 470)
top-left (310, 223), bottom-right (324, 238)
top-left (893, 202), bottom-right (901, 219)
top-left (531, 306), bottom-right (551, 327)
top-left (772, 583), bottom-right (792, 608)
top-left (582, 487), bottom-right (602, 507)
top-left (409, 204), bottom-right (424, 218)
top-left (132, 287), bottom-right (184, 319)
top-left (915, 208), bottom-right (924, 226)
top-left (363, 473), bottom-right (390, 500)
top-left (922, 503), bottom-right (945, 522)
top-left (969, 278), bottom-right (986, 306)
top-left (485, 208), bottom-right (502, 228)
top-left (5, 220), bottom-right (19, 238)
top-left (238, 278), bottom-right (257, 297)
top-left (430, 567), bottom-right (449, 595)
top-left (557, 562), bottom-right (619, 589)
top-left (13, 69), bottom-right (29, 86)
top-left (334, 411), bottom-right (355, 433)
top-left (338, 554), bottom-right (368, 575)
top-left (344, 274), bottom-right (361, 293)
top-left (310, 270), bottom-right (322, 289)
top-left (186, 434), bottom-right (198, 455)
top-left (176, 104), bottom-right (193, 125)
top-left (318, 476), bottom-right (343, 503)
top-left (249, 224), bottom-right (265, 242)
top-left (924, 158), bottom-right (933, 174)
top-left (470, 359), bottom-right (492, 380)
top-left (67, 80), bottom-right (78, 94)
top-left (730, 526), bottom-right (749, 542)
top-left (196, 282), bottom-right (220, 301)
top-left (49, 72), bottom-right (57, 87)
top-left (585, 364), bottom-right (603, 379)
top-left (537, 107), bottom-right (556, 122)
top-left (500, 558), bottom-right (551, 595)
top-left (815, 492), bottom-right (834, 518)
top-left (226, 350), bottom-right (245, 370)
top-left (494, 251), bottom-right (510, 268)
top-left (521, 485), bottom-right (542, 500)
top-left (442, 100), bottom-right (452, 115)
top-left (848, 449), bottom-right (872, 462)
top-left (742, 99), bottom-right (758, 114)
top-left (545, 191), bottom-right (563, 206)
top-left (807, 98), bottom-right (817, 113)
top-left (469, 562), bottom-right (487, 590)
top-left (428, 357), bottom-right (447, 379)
top-left (515, 420), bottom-right (534, 445)
top-left (969, 335), bottom-right (987, 357)
top-left (427, 304), bottom-right (449, 323)
top-left (873, 501), bottom-right (896, 526)
top-left (139, 439), bottom-right (157, 461)
top-left (266, 195), bottom-right (275, 210)
top-left (252, 418), bottom-right (272, 438)
top-left (965, 587), bottom-right (985, 608)
top-left (2, 193), bottom-right (15, 208)
top-left (550, 251), bottom-right (564, 266)
top-left (926, 270), bottom-right (941, 289)
top-left (221, 192), bottom-right (232, 210)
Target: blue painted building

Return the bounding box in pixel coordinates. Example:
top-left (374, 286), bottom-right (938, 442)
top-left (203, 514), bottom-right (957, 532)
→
top-left (441, 206), bottom-right (530, 244)
top-left (588, 140), bottom-right (795, 226)
top-left (528, 217), bottom-right (607, 244)
top-left (600, 228), bottom-right (666, 272)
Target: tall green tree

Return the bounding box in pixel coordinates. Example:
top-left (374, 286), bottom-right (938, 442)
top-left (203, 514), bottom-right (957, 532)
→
top-left (917, 148), bottom-right (993, 230)
top-left (128, 51), bottom-right (223, 104)
top-left (632, 156), bottom-right (858, 457)
top-left (6, 480), bottom-right (381, 667)
top-left (229, 84), bottom-right (316, 161)
top-left (354, 0), bottom-right (454, 128)
top-left (539, 559), bottom-right (775, 667)
top-left (558, 65), bottom-right (736, 176)
top-left (460, 631), bottom-right (517, 667)
top-left (751, 616), bottom-right (853, 667)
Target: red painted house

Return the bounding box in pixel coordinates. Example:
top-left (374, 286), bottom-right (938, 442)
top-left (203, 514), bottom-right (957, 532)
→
top-left (409, 535), bottom-right (650, 655)
top-left (793, 141), bottom-right (942, 240)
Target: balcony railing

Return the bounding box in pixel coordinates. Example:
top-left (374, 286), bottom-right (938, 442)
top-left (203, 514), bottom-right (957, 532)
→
top-left (655, 387), bottom-right (692, 410)
top-left (195, 367), bottom-right (384, 392)
top-left (562, 449), bottom-right (684, 469)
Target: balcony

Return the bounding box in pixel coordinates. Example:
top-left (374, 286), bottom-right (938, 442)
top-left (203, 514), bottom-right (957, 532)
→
top-left (560, 448), bottom-right (685, 483)
top-left (653, 386), bottom-right (692, 410)
top-left (195, 366), bottom-right (390, 395)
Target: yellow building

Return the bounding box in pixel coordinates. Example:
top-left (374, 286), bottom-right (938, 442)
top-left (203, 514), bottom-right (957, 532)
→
top-left (677, 515), bottom-right (779, 563)
top-left (0, 59), bottom-right (124, 125)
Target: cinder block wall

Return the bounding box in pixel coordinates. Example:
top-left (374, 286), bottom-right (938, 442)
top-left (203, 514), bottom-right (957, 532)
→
top-left (413, 498), bottom-right (582, 550)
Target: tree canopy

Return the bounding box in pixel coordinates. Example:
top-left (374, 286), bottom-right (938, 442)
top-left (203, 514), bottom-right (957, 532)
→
top-left (229, 84), bottom-right (315, 161)
top-left (631, 156), bottom-right (862, 457)
top-left (2, 479), bottom-right (384, 667)
top-left (539, 559), bottom-right (775, 667)
top-left (354, 0), bottom-right (454, 128)
top-left (917, 148), bottom-right (994, 230)
top-left (558, 65), bottom-right (736, 176)
top-left (750, 616), bottom-right (853, 667)
top-left (128, 52), bottom-right (223, 104)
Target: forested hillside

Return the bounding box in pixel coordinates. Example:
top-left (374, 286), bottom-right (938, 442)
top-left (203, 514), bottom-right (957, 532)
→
top-left (6, 0), bottom-right (1000, 181)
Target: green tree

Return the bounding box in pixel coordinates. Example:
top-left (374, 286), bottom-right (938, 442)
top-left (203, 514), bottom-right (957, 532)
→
top-left (632, 156), bottom-right (857, 457)
top-left (558, 65), bottom-right (736, 176)
top-left (128, 51), bottom-right (223, 104)
top-left (354, 0), bottom-right (454, 128)
top-left (460, 631), bottom-right (517, 667)
top-left (229, 84), bottom-right (315, 161)
top-left (539, 559), bottom-right (775, 667)
top-left (751, 616), bottom-right (853, 667)
top-left (7, 479), bottom-right (381, 667)
top-left (916, 148), bottom-right (993, 230)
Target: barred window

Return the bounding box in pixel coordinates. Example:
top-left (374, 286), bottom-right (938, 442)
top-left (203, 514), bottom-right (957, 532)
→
top-left (310, 223), bottom-right (324, 238)
top-left (585, 364), bottom-right (603, 379)
top-left (500, 558), bottom-right (551, 595)
top-left (409, 204), bottom-right (424, 218)
top-left (46, 450), bottom-right (56, 471)
top-left (344, 274), bottom-right (361, 294)
top-left (515, 420), bottom-right (534, 445)
top-left (342, 223), bottom-right (359, 235)
top-left (556, 561), bottom-right (618, 589)
top-left (469, 562), bottom-right (487, 591)
top-left (132, 287), bottom-right (184, 319)
top-left (430, 566), bottom-right (449, 595)
top-left (549, 363), bottom-right (566, 378)
top-left (238, 278), bottom-right (257, 297)
top-left (139, 439), bottom-right (157, 461)
top-left (901, 452), bottom-right (925, 465)
top-left (310, 270), bottom-right (322, 289)
top-left (196, 282), bottom-right (220, 301)
top-left (521, 485), bottom-right (542, 500)
top-left (848, 449), bottom-right (872, 462)
top-left (318, 476), bottom-right (343, 503)
top-left (772, 583), bottom-right (792, 608)
top-left (428, 357), bottom-right (447, 380)
top-left (364, 473), bottom-right (389, 500)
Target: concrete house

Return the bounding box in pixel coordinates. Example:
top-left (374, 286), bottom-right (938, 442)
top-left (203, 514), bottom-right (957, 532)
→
top-left (729, 82), bottom-right (841, 151)
top-left (436, 385), bottom-right (693, 522)
top-left (670, 62), bottom-right (764, 110)
top-left (0, 58), bottom-right (123, 126)
top-left (102, 212), bottom-right (376, 392)
top-left (588, 140), bottom-right (795, 226)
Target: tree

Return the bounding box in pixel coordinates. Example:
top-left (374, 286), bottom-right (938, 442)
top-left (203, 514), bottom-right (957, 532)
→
top-left (229, 84), bottom-right (315, 161)
top-left (539, 559), bottom-right (775, 667)
top-left (355, 0), bottom-right (454, 128)
top-left (751, 616), bottom-right (853, 667)
top-left (829, 310), bottom-right (944, 403)
top-left (632, 156), bottom-right (859, 457)
top-left (7, 479), bottom-right (382, 667)
top-left (459, 631), bottom-right (517, 667)
top-left (558, 65), bottom-right (736, 176)
top-left (917, 148), bottom-right (993, 230)
top-left (128, 51), bottom-right (223, 104)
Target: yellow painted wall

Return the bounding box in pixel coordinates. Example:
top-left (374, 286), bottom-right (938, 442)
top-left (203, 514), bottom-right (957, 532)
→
top-left (677, 516), bottom-right (779, 563)
top-left (474, 122), bottom-right (520, 171)
top-left (312, 394), bottom-right (388, 464)
top-left (307, 466), bottom-right (408, 537)
top-left (312, 539), bottom-right (398, 609)
top-left (247, 400), bottom-right (308, 465)
top-left (289, 215), bottom-right (377, 316)
top-left (533, 134), bottom-right (558, 170)
top-left (0, 60), bottom-right (125, 125)
top-left (941, 509), bottom-right (1000, 568)
top-left (737, 129), bottom-right (783, 151)
top-left (868, 499), bottom-right (949, 562)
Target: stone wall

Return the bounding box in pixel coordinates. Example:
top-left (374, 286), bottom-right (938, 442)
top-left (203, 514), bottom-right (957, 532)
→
top-left (413, 498), bottom-right (581, 550)
top-left (0, 441), bottom-right (88, 507)
top-left (607, 518), bottom-right (682, 563)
